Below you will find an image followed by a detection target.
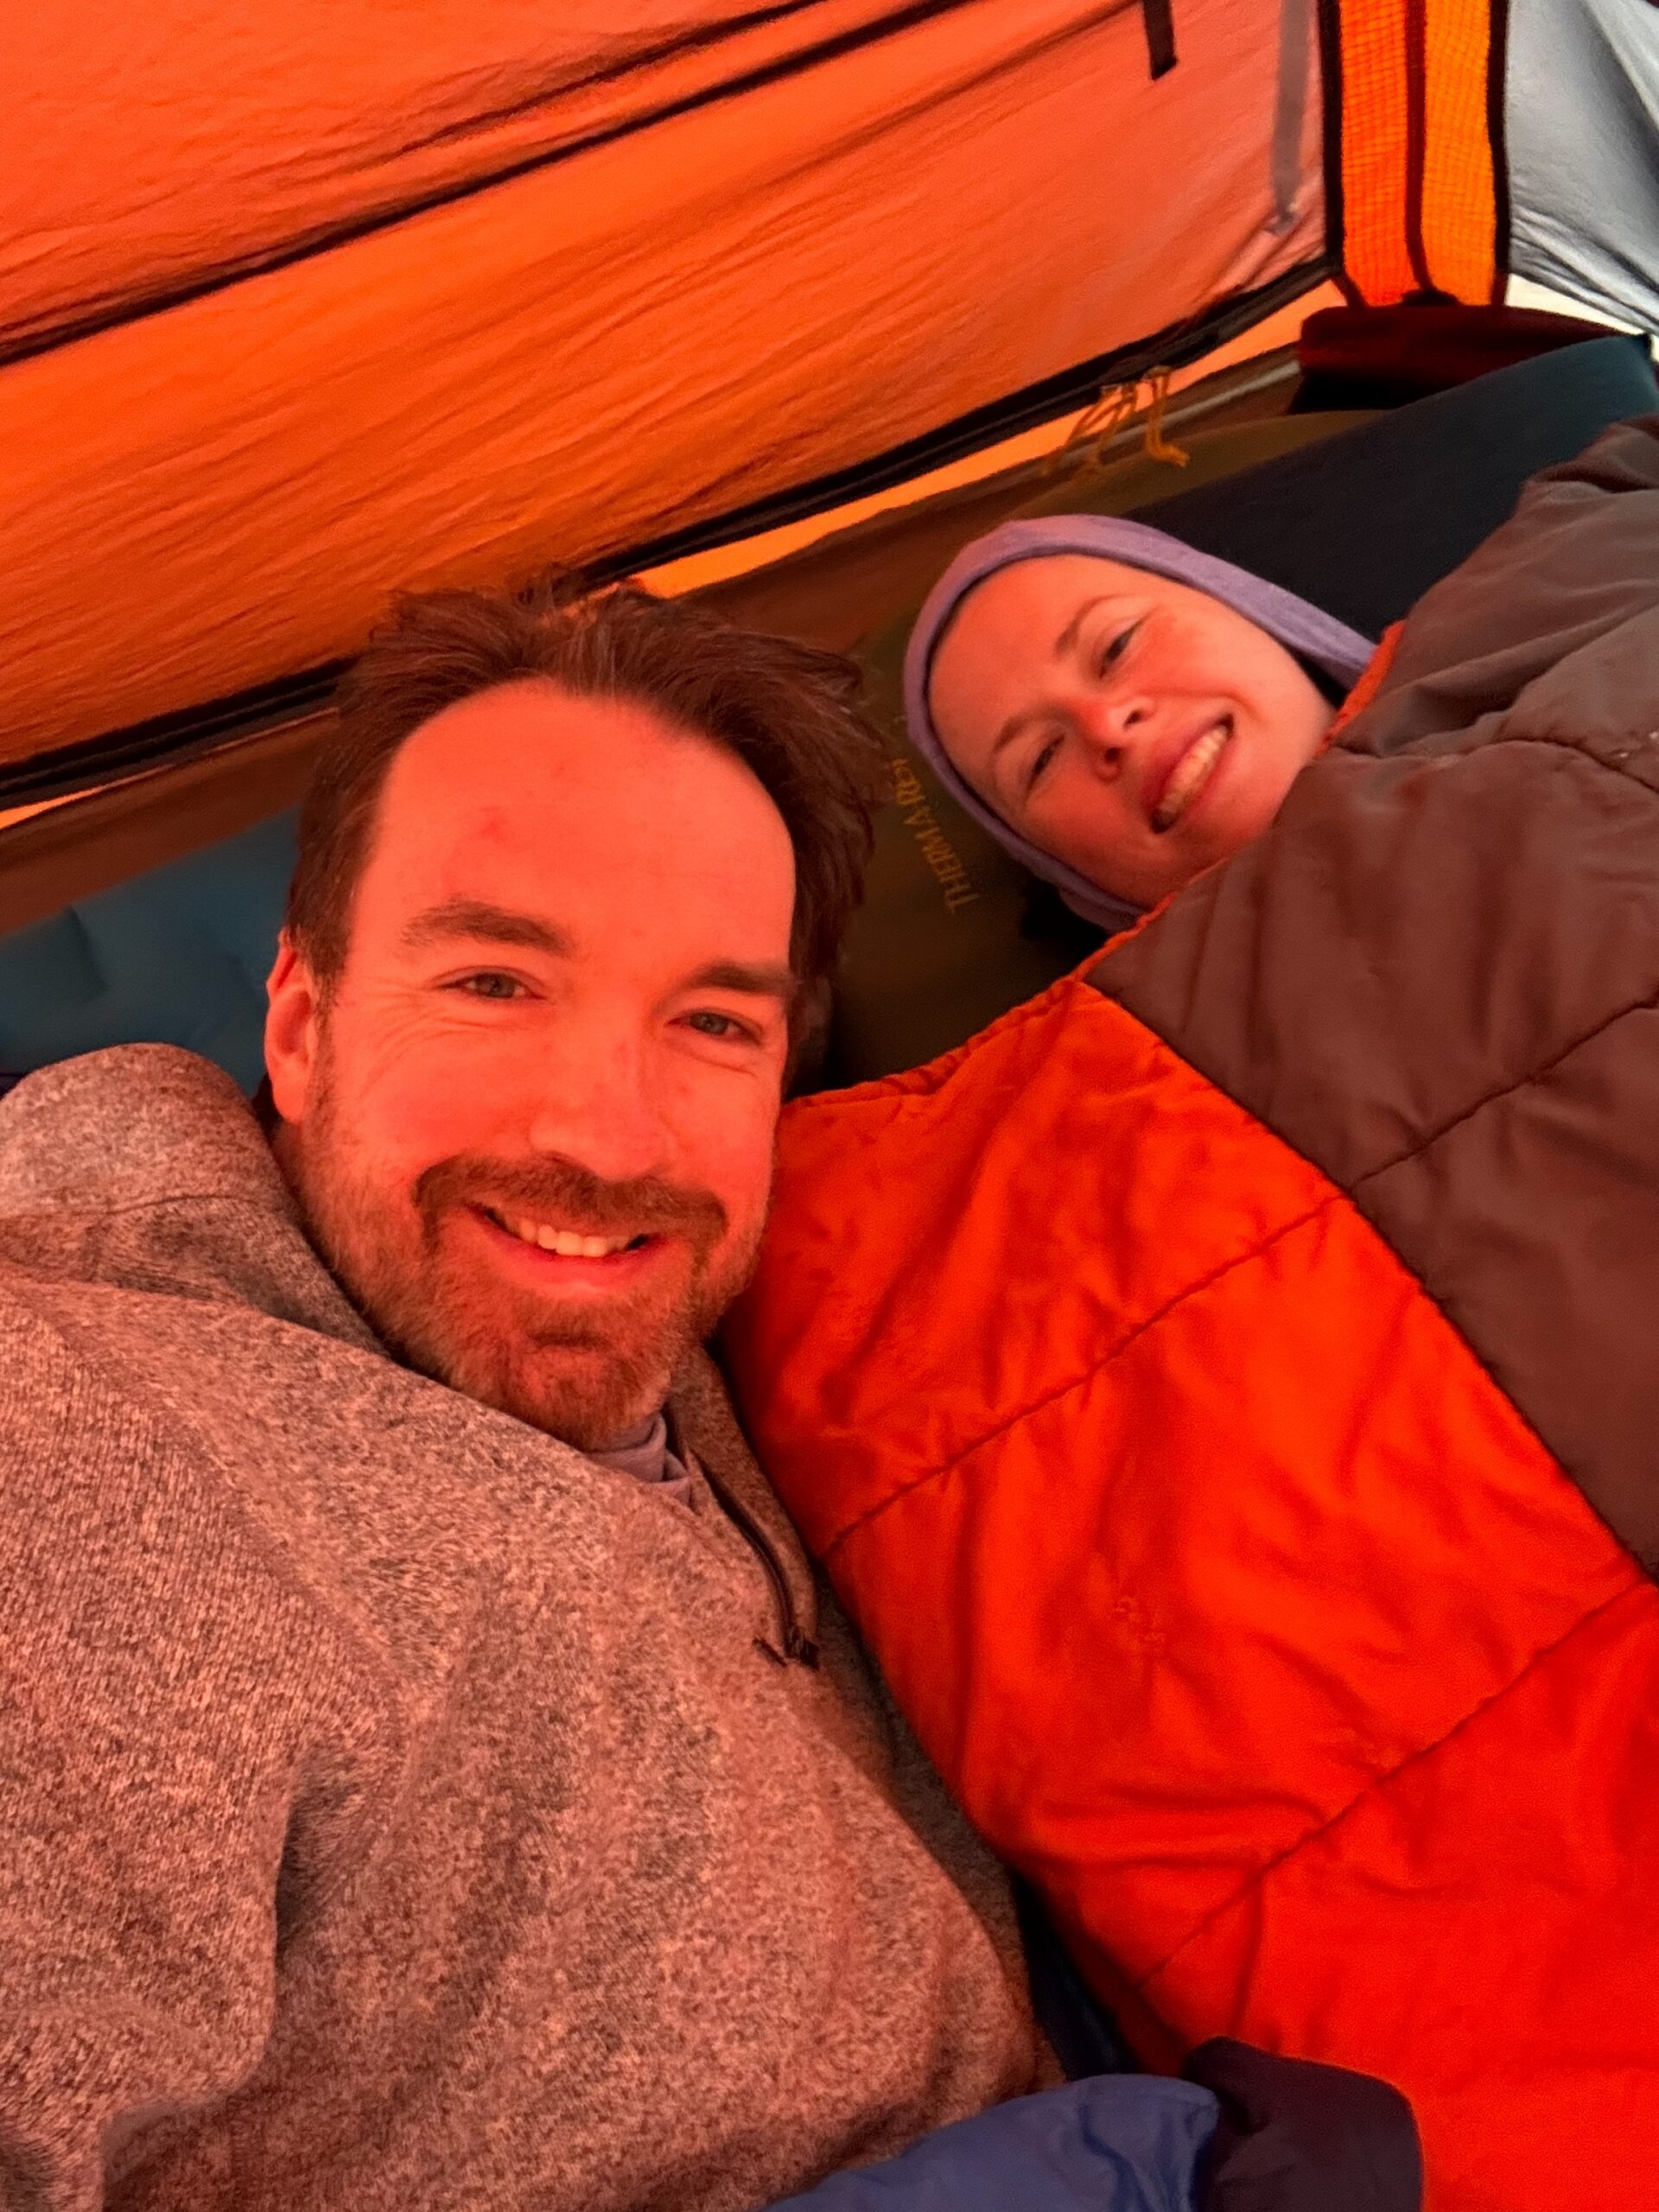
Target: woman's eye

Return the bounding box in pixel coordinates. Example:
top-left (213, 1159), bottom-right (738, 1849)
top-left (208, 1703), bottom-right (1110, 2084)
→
top-left (1095, 621), bottom-right (1139, 676)
top-left (452, 972), bottom-right (526, 1001)
top-left (1027, 734), bottom-right (1062, 794)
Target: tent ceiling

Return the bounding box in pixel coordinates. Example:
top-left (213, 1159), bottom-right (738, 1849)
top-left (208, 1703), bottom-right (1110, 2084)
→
top-left (3, 2), bottom-right (957, 362)
top-left (0, 0), bottom-right (1325, 772)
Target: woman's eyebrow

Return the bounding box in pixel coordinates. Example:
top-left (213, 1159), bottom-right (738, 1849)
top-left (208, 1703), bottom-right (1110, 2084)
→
top-left (1052, 594), bottom-right (1117, 660)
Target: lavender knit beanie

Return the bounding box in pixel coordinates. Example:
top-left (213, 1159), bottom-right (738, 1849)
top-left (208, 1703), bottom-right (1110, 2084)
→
top-left (901, 515), bottom-right (1376, 933)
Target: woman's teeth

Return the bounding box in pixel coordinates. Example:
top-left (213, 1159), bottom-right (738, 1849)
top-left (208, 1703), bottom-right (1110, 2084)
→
top-left (1152, 718), bottom-right (1232, 833)
top-left (499, 1216), bottom-right (636, 1259)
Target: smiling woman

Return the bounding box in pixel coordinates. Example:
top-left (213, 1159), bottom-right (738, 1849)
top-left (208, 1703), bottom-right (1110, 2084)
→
top-left (903, 515), bottom-right (1375, 929)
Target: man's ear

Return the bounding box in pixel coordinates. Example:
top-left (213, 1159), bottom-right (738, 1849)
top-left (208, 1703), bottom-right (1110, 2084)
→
top-left (264, 931), bottom-right (322, 1126)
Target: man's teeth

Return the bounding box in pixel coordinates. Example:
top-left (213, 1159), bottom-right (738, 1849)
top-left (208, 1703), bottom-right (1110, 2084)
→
top-left (500, 1216), bottom-right (636, 1259)
top-left (1152, 719), bottom-right (1231, 832)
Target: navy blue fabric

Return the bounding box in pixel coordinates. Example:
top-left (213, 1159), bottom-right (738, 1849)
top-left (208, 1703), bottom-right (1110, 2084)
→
top-left (1015, 1876), bottom-right (1138, 2080)
top-left (1135, 334), bottom-right (1657, 639)
top-left (766, 2078), bottom-right (1216, 2212)
top-left (1185, 2040), bottom-right (1422, 2212)
top-left (0, 810), bottom-right (296, 1096)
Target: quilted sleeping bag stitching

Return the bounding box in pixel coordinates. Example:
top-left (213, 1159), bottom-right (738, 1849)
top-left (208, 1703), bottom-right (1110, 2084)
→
top-left (723, 418), bottom-right (1659, 2212)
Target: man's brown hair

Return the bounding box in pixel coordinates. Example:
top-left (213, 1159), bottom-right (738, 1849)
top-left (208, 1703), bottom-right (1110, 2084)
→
top-left (284, 570), bottom-right (887, 1027)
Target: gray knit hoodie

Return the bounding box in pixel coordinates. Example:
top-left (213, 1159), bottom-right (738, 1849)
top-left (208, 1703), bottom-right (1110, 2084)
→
top-left (0, 1046), bottom-right (1042, 2212)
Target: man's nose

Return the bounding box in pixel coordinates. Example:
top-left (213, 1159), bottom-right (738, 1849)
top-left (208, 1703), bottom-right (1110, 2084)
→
top-left (524, 1027), bottom-right (673, 1184)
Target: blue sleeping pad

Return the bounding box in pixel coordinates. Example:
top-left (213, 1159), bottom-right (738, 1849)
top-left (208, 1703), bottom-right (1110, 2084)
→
top-left (0, 810), bottom-right (296, 1096)
top-left (768, 2078), bottom-right (1217, 2212)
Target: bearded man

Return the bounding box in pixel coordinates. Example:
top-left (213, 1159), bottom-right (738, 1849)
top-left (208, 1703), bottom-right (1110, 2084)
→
top-left (0, 575), bottom-right (1046, 2210)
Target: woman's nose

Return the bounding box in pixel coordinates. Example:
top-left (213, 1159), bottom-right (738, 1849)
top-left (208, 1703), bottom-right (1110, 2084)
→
top-left (1077, 692), bottom-right (1153, 772)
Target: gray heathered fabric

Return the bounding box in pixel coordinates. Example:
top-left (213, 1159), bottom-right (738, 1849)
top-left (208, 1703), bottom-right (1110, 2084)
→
top-left (0, 1044), bottom-right (1042, 2212)
top-left (902, 515), bottom-right (1376, 932)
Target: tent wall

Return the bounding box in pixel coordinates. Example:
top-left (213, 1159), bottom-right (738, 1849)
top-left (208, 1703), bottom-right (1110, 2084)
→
top-left (0, 0), bottom-right (1325, 775)
top-left (1505, 0), bottom-right (1659, 340)
top-left (1320, 0), bottom-right (1507, 306)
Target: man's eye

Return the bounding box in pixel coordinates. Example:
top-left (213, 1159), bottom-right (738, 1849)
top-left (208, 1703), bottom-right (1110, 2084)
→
top-left (1095, 621), bottom-right (1140, 676)
top-left (452, 972), bottom-right (526, 1001)
top-left (683, 1009), bottom-right (755, 1043)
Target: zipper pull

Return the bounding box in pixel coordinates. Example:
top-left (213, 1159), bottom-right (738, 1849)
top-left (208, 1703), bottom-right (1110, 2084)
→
top-left (753, 1625), bottom-right (820, 1670)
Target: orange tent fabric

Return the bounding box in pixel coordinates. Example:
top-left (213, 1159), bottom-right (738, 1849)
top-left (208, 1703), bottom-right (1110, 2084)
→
top-left (0, 0), bottom-right (1322, 767)
top-left (3, 0), bottom-right (1653, 814)
top-left (1326, 0), bottom-right (1506, 307)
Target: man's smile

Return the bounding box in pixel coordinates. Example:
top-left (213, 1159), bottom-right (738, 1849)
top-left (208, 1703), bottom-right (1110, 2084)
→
top-left (485, 1205), bottom-right (651, 1258)
top-left (467, 1203), bottom-right (670, 1293)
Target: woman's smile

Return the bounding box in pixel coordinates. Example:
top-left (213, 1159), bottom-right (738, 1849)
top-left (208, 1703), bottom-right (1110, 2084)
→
top-left (923, 552), bottom-right (1341, 910)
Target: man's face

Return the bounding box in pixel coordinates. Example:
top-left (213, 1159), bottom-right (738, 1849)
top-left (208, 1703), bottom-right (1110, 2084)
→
top-left (264, 681), bottom-right (797, 1450)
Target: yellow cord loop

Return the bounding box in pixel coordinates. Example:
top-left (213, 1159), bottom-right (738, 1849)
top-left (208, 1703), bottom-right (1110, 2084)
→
top-left (1047, 365), bottom-right (1191, 480)
top-left (1141, 365), bottom-right (1191, 467)
top-left (1049, 381), bottom-right (1137, 475)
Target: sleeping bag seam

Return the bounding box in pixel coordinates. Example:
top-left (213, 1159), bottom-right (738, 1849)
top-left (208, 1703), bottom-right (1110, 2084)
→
top-left (791, 969), bottom-right (1105, 1115)
top-left (1344, 978), bottom-right (1659, 1206)
top-left (1131, 1578), bottom-right (1646, 1997)
top-left (1334, 977), bottom-right (1659, 1571)
top-left (820, 1186), bottom-right (1344, 1559)
top-left (1097, 929), bottom-right (1659, 1573)
top-left (817, 973), bottom-right (1659, 1573)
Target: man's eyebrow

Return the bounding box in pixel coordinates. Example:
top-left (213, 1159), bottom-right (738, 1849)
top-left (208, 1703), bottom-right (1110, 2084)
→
top-left (399, 898), bottom-right (575, 957)
top-left (681, 958), bottom-right (799, 1010)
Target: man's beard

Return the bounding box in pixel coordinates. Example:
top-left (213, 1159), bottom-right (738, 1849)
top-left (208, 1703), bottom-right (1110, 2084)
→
top-left (277, 1056), bottom-right (760, 1452)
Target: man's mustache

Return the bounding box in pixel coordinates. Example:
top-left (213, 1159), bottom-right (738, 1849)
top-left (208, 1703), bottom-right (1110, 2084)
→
top-left (413, 1153), bottom-right (728, 1250)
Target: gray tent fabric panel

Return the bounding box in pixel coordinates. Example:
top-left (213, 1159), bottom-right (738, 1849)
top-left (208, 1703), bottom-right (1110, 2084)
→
top-left (1507, 0), bottom-right (1659, 338)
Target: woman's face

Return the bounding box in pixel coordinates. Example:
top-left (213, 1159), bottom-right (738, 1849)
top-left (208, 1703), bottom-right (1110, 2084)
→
top-left (926, 554), bottom-right (1337, 909)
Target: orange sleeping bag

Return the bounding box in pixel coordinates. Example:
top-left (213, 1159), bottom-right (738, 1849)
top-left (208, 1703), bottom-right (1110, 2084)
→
top-left (724, 420), bottom-right (1659, 2210)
